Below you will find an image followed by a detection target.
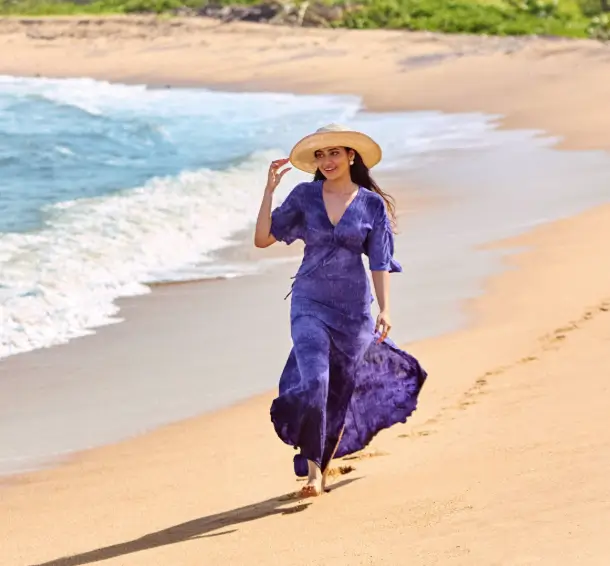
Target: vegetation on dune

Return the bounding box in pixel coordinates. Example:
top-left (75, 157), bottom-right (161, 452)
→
top-left (341, 0), bottom-right (589, 37)
top-left (0, 0), bottom-right (609, 40)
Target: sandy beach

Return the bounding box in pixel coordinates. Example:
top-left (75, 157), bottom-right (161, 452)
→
top-left (2, 16), bottom-right (610, 565)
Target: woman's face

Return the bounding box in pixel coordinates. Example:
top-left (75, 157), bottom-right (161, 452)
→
top-left (314, 146), bottom-right (354, 181)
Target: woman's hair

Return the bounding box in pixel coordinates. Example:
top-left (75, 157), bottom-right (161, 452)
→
top-left (313, 148), bottom-right (397, 230)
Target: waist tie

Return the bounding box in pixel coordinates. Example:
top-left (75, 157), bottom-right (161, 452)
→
top-left (283, 247), bottom-right (339, 300)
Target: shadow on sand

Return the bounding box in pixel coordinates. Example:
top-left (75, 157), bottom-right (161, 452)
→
top-left (30, 478), bottom-right (359, 566)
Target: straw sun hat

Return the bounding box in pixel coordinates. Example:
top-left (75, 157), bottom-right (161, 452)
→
top-left (289, 123), bottom-right (382, 174)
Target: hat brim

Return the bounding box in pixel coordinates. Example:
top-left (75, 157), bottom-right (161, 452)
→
top-left (289, 131), bottom-right (382, 174)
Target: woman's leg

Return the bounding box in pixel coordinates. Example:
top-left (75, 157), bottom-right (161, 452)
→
top-left (290, 316), bottom-right (331, 495)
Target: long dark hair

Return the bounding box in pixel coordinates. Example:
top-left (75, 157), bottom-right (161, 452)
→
top-left (313, 148), bottom-right (397, 230)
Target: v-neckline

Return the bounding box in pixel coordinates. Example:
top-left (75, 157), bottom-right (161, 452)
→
top-left (319, 181), bottom-right (361, 229)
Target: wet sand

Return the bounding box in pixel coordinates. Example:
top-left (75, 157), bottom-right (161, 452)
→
top-left (1, 17), bottom-right (610, 565)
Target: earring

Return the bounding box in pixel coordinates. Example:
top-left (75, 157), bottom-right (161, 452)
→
top-left (349, 160), bottom-right (354, 165)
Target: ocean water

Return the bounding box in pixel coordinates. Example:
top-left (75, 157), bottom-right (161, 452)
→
top-left (0, 75), bottom-right (521, 360)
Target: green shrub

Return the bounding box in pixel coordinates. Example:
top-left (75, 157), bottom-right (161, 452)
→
top-left (577, 0), bottom-right (608, 15)
top-left (121, 0), bottom-right (182, 12)
top-left (510, 0), bottom-right (560, 18)
top-left (588, 11), bottom-right (610, 36)
top-left (340, 0), bottom-right (587, 36)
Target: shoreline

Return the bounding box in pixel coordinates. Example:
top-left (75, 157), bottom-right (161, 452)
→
top-left (2, 134), bottom-right (609, 478)
top-left (2, 20), bottom-right (610, 564)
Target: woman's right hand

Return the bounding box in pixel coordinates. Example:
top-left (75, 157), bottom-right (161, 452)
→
top-left (266, 158), bottom-right (292, 193)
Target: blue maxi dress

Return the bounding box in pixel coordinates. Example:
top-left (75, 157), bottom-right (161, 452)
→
top-left (269, 180), bottom-right (428, 477)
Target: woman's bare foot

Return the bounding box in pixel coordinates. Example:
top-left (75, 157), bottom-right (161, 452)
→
top-left (299, 461), bottom-right (323, 497)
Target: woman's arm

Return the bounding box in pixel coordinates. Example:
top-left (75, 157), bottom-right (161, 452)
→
top-left (254, 189), bottom-right (277, 248)
top-left (372, 270), bottom-right (392, 342)
top-left (367, 200), bottom-right (396, 343)
top-left (254, 158), bottom-right (292, 249)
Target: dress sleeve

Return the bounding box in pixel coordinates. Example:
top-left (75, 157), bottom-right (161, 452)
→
top-left (270, 184), bottom-right (304, 245)
top-left (366, 201), bottom-right (402, 273)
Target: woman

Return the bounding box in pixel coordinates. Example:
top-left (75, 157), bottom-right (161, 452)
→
top-left (254, 123), bottom-right (427, 497)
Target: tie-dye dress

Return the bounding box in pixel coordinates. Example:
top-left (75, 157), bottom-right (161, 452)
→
top-left (269, 179), bottom-right (428, 477)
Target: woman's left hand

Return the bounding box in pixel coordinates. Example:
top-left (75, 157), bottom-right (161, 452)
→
top-left (375, 310), bottom-right (392, 343)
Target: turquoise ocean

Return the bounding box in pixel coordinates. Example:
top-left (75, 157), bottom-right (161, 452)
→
top-left (0, 75), bottom-right (525, 359)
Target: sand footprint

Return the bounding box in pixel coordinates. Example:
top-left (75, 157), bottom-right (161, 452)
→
top-left (398, 429), bottom-right (437, 439)
top-left (343, 449), bottom-right (388, 461)
top-left (400, 297), bottom-right (610, 441)
top-left (325, 464), bottom-right (356, 477)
